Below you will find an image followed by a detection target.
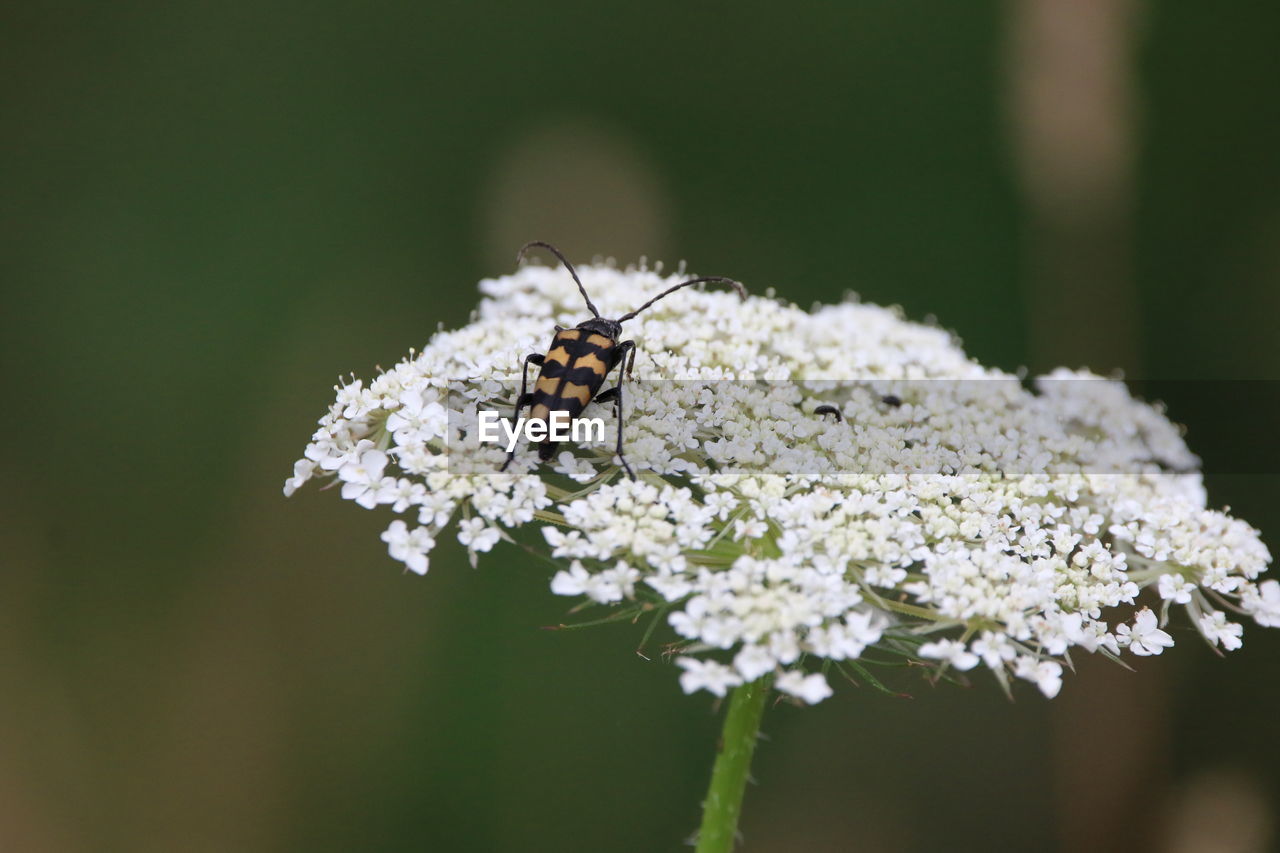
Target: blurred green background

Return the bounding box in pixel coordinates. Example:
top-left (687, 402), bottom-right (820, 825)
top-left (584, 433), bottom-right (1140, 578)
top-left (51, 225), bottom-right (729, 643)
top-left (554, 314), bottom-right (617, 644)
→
top-left (4, 3), bottom-right (1279, 851)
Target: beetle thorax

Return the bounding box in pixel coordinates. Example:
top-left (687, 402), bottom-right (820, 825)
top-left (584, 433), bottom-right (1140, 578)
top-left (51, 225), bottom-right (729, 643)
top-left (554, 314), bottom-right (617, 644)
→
top-left (575, 317), bottom-right (622, 340)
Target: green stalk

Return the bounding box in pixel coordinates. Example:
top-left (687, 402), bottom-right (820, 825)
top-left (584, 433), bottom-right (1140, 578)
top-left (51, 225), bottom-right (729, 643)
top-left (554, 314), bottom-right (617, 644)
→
top-left (695, 678), bottom-right (771, 853)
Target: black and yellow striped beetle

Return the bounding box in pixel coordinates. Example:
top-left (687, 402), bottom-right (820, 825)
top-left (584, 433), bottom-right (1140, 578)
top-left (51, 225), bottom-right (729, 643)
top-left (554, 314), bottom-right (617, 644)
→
top-left (499, 241), bottom-right (746, 479)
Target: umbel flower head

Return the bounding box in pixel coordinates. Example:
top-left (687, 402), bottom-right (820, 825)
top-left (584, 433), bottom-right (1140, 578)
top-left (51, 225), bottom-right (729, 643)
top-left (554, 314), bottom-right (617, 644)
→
top-left (285, 259), bottom-right (1275, 702)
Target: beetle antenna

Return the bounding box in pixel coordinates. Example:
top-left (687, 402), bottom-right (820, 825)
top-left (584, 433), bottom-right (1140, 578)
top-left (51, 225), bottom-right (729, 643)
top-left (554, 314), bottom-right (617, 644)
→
top-left (618, 276), bottom-right (746, 322)
top-left (516, 241), bottom-right (600, 318)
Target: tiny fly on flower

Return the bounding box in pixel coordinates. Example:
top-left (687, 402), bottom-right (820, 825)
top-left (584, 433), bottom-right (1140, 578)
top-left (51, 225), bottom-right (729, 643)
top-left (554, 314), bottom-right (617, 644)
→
top-left (500, 241), bottom-right (746, 479)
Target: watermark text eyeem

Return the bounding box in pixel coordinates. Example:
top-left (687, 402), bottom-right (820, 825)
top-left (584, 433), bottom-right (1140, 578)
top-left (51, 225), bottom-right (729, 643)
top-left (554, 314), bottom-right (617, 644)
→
top-left (477, 411), bottom-right (605, 452)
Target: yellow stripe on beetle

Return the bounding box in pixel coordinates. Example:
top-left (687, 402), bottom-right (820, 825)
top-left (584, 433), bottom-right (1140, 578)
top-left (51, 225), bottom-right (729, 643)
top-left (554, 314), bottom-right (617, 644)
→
top-left (575, 351), bottom-right (608, 376)
top-left (561, 382), bottom-right (594, 407)
top-left (533, 376), bottom-right (560, 397)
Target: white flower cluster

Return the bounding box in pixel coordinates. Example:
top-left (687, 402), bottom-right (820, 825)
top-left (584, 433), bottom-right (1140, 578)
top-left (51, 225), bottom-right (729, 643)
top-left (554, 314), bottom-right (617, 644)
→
top-left (285, 262), bottom-right (1276, 702)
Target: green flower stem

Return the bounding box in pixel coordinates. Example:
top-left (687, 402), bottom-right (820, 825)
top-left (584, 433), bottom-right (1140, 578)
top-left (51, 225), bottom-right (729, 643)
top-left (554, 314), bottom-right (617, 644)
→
top-left (695, 678), bottom-right (771, 853)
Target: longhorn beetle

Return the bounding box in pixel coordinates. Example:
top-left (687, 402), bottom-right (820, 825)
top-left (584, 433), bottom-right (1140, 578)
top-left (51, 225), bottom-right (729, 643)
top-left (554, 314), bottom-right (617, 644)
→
top-left (499, 241), bottom-right (746, 480)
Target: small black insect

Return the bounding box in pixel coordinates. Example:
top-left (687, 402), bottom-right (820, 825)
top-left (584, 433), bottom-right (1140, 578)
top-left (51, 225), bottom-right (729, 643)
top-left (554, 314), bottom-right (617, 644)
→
top-left (814, 394), bottom-right (902, 423)
top-left (499, 241), bottom-right (746, 479)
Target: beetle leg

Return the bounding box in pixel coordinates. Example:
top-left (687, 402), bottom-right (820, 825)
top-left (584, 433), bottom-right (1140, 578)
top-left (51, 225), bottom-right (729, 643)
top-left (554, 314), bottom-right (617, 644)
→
top-left (499, 352), bottom-right (545, 472)
top-left (596, 340), bottom-right (636, 480)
